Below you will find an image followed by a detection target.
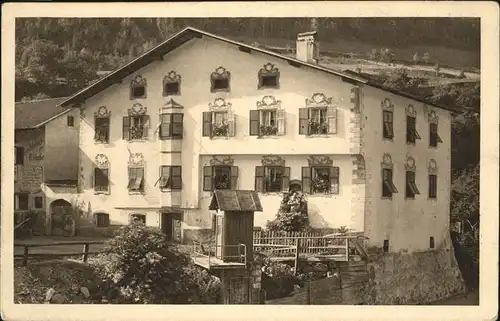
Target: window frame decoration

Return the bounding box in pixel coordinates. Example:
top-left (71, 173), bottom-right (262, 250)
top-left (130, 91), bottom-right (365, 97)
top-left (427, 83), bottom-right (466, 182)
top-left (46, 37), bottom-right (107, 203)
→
top-left (427, 108), bottom-right (443, 147)
top-left (156, 165), bottom-right (183, 191)
top-left (405, 104), bottom-right (421, 144)
top-left (93, 154), bottom-right (110, 194)
top-left (130, 75), bottom-right (147, 100)
top-left (381, 98), bottom-right (394, 140)
top-left (381, 153), bottom-right (398, 198)
top-left (210, 66), bottom-right (231, 93)
top-left (254, 155), bottom-right (290, 193)
top-left (249, 95), bottom-right (285, 137)
top-left (257, 63), bottom-right (280, 89)
top-left (428, 159), bottom-right (438, 199)
top-left (163, 70), bottom-right (181, 96)
top-left (94, 106), bottom-right (111, 144)
top-left (202, 98), bottom-right (235, 138)
top-left (301, 155), bottom-right (340, 195)
top-left (404, 156), bottom-right (420, 199)
top-left (123, 103), bottom-right (150, 141)
top-left (299, 93), bottom-right (338, 136)
top-left (127, 153), bottom-right (145, 194)
top-left (202, 156), bottom-right (238, 191)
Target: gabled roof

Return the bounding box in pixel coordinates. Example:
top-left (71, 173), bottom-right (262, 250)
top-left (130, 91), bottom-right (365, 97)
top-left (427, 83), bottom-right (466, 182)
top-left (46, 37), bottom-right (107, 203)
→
top-left (57, 26), bottom-right (460, 113)
top-left (209, 190), bottom-right (263, 212)
top-left (58, 27), bottom-right (367, 108)
top-left (15, 97), bottom-right (71, 130)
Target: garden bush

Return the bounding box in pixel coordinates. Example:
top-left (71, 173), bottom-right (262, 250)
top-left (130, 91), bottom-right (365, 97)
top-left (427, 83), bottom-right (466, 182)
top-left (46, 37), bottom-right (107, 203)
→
top-left (266, 191), bottom-right (310, 232)
top-left (261, 260), bottom-right (299, 299)
top-left (90, 220), bottom-right (220, 304)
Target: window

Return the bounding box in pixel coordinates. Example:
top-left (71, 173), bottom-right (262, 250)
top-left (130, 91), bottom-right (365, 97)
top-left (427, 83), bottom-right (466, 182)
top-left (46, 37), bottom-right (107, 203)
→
top-left (94, 213), bottom-right (110, 227)
top-left (301, 166), bottom-right (339, 194)
top-left (164, 82), bottom-right (180, 96)
top-left (406, 116), bottom-right (421, 144)
top-left (128, 167), bottom-right (145, 193)
top-left (123, 115), bottom-right (149, 140)
top-left (213, 78), bottom-right (229, 90)
top-left (130, 213), bottom-right (146, 224)
top-left (428, 174), bottom-right (437, 199)
top-left (67, 115), bottom-right (74, 127)
top-left (94, 168), bottom-right (109, 193)
top-left (249, 109), bottom-right (285, 136)
top-left (383, 239), bottom-right (389, 253)
top-left (15, 146), bottom-right (24, 165)
top-left (210, 66), bottom-right (231, 92)
top-left (130, 75), bottom-right (147, 99)
top-left (95, 117), bottom-right (110, 143)
top-left (34, 196), bottom-right (43, 209)
top-left (159, 113), bottom-right (183, 139)
top-left (15, 193), bottom-right (29, 210)
top-left (158, 166), bottom-right (182, 190)
top-left (258, 63), bottom-right (280, 89)
top-left (203, 165), bottom-right (238, 191)
top-left (254, 166), bottom-right (290, 193)
top-left (298, 106), bottom-right (337, 135)
top-left (429, 123), bottom-right (442, 147)
top-left (260, 75), bottom-right (278, 88)
top-left (132, 85), bottom-right (145, 98)
top-left (383, 111), bottom-right (394, 139)
top-left (382, 168), bottom-right (398, 198)
top-left (405, 171), bottom-right (420, 199)
top-left (429, 236), bottom-right (435, 249)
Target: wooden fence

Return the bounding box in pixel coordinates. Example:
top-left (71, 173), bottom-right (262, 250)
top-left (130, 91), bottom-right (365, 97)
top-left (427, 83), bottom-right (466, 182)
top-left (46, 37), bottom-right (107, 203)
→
top-left (14, 241), bottom-right (106, 267)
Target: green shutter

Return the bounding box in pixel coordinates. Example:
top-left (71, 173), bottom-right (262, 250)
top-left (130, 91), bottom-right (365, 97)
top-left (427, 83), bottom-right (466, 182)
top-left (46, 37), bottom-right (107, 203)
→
top-left (254, 166), bottom-right (265, 192)
top-left (203, 166), bottom-right (213, 191)
top-left (202, 112), bottom-right (212, 137)
top-left (122, 116), bottom-right (130, 140)
top-left (299, 108), bottom-right (309, 135)
top-left (249, 110), bottom-right (260, 136)
top-left (302, 167), bottom-right (311, 193)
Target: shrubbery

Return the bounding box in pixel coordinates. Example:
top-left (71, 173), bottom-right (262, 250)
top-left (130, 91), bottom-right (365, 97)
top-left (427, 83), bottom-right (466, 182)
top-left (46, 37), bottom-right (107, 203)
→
top-left (90, 220), bottom-right (220, 304)
top-left (266, 191), bottom-right (310, 232)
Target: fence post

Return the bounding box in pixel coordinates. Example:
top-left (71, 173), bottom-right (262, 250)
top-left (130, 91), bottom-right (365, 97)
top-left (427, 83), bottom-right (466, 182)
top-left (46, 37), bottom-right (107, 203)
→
top-left (345, 238), bottom-right (349, 262)
top-left (294, 238), bottom-right (300, 275)
top-left (82, 243), bottom-right (90, 263)
top-left (23, 246), bottom-right (29, 267)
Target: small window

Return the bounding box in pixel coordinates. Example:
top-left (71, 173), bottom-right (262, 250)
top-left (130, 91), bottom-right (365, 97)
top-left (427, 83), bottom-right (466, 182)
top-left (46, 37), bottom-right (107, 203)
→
top-left (309, 108), bottom-right (328, 135)
top-left (128, 167), bottom-right (145, 193)
top-left (383, 111), bottom-right (394, 139)
top-left (210, 67), bottom-right (231, 93)
top-left (258, 63), bottom-right (280, 89)
top-left (67, 115), bottom-right (74, 127)
top-left (203, 165), bottom-right (239, 191)
top-left (94, 117), bottom-right (110, 143)
top-left (429, 236), bottom-right (435, 249)
top-left (260, 75), bottom-right (278, 88)
top-left (428, 174), bottom-right (438, 199)
top-left (15, 193), bottom-right (29, 210)
top-left (382, 168), bottom-right (398, 198)
top-left (94, 213), bottom-right (110, 227)
top-left (265, 166), bottom-right (284, 192)
top-left (213, 78), bottom-right (229, 91)
top-left (406, 116), bottom-right (421, 144)
top-left (132, 85), bottom-right (145, 98)
top-left (34, 196), bottom-right (44, 209)
top-left (130, 213), bottom-right (146, 224)
top-left (94, 168), bottom-right (110, 193)
top-left (383, 239), bottom-right (389, 253)
top-left (158, 166), bottom-right (182, 190)
top-left (164, 82), bottom-right (180, 96)
top-left (130, 75), bottom-right (147, 99)
top-left (15, 146), bottom-right (24, 165)
top-left (429, 123), bottom-right (442, 147)
top-left (405, 171), bottom-right (420, 199)
top-left (159, 113), bottom-right (183, 139)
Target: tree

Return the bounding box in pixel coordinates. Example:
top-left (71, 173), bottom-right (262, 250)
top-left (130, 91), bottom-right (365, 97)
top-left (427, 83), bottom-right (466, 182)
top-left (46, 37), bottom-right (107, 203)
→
top-left (266, 191), bottom-right (309, 232)
top-left (379, 68), bottom-right (425, 91)
top-left (451, 165), bottom-right (479, 232)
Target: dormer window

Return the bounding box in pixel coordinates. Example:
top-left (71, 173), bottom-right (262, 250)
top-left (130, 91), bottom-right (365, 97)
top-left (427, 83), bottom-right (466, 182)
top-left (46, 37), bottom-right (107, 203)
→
top-left (163, 71), bottom-right (181, 96)
top-left (210, 66), bottom-right (230, 92)
top-left (130, 75), bottom-right (147, 99)
top-left (258, 63), bottom-right (280, 89)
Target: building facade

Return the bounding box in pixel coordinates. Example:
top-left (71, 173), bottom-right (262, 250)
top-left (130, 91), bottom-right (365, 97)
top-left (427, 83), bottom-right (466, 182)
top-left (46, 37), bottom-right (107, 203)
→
top-left (60, 27), bottom-right (453, 252)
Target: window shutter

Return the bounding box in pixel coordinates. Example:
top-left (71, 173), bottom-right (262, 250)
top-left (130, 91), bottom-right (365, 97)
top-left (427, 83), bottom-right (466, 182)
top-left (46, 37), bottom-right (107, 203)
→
top-left (171, 166), bottom-right (182, 190)
top-left (330, 166), bottom-right (340, 194)
top-left (299, 108), bottom-right (309, 135)
top-left (254, 166), bottom-right (265, 192)
top-left (249, 110), bottom-right (260, 136)
top-left (160, 166), bottom-right (171, 188)
top-left (202, 112), bottom-right (212, 137)
top-left (142, 115), bottom-right (150, 138)
top-left (203, 166), bottom-right (213, 191)
top-left (122, 116), bottom-right (130, 140)
top-left (172, 114), bottom-right (184, 137)
top-left (276, 108), bottom-right (286, 136)
top-left (230, 166), bottom-right (239, 190)
top-left (327, 106), bottom-right (338, 134)
top-left (302, 166), bottom-right (311, 193)
top-left (281, 167), bottom-right (291, 192)
top-left (227, 109), bottom-right (236, 137)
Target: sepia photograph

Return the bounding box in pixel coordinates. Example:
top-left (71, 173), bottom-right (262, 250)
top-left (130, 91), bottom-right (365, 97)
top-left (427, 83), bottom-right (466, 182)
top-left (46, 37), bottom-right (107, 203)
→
top-left (1, 2), bottom-right (498, 321)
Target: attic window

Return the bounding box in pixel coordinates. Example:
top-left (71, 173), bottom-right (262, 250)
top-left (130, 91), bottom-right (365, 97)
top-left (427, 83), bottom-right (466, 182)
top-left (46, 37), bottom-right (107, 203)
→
top-left (258, 63), bottom-right (280, 89)
top-left (210, 66), bottom-right (231, 92)
top-left (130, 75), bottom-right (147, 99)
top-left (67, 115), bottom-right (74, 127)
top-left (163, 71), bottom-right (181, 96)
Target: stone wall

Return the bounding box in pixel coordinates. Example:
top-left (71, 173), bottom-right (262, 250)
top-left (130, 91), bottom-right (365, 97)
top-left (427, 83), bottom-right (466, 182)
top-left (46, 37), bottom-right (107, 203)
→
top-left (364, 241), bottom-right (466, 305)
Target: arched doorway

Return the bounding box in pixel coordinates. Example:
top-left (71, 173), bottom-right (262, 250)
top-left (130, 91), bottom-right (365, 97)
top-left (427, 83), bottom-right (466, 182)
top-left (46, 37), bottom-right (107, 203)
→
top-left (50, 199), bottom-right (74, 236)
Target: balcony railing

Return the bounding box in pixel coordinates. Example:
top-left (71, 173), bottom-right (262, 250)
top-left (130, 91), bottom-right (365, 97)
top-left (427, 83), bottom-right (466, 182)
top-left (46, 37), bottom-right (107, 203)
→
top-left (192, 242), bottom-right (247, 269)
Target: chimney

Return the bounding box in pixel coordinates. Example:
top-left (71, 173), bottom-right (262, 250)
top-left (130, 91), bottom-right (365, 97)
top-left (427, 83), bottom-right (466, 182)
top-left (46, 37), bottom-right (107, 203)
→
top-left (296, 31), bottom-right (318, 63)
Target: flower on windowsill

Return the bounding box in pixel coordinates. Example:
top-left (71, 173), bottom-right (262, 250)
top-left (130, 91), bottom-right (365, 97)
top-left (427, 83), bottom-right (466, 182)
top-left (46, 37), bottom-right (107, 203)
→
top-left (130, 126), bottom-right (145, 140)
top-left (308, 120), bottom-right (328, 135)
top-left (311, 176), bottom-right (331, 193)
top-left (212, 122), bottom-right (229, 137)
top-left (260, 124), bottom-right (278, 136)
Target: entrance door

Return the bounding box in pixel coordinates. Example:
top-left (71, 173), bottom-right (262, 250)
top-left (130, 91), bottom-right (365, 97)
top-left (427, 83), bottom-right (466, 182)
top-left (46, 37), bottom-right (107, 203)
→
top-left (161, 212), bottom-right (182, 243)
